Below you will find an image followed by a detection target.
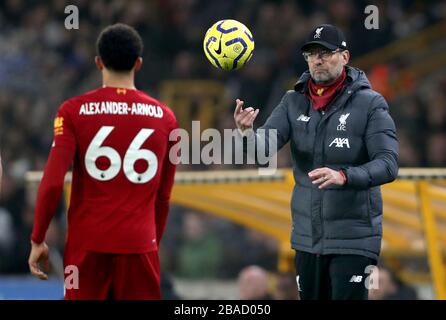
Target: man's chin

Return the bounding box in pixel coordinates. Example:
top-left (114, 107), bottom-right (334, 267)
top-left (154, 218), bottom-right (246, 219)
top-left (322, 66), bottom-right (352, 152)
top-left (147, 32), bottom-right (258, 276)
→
top-left (313, 76), bottom-right (332, 84)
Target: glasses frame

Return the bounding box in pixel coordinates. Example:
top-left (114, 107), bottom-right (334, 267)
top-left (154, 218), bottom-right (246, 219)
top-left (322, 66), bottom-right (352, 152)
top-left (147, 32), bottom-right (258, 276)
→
top-left (302, 48), bottom-right (342, 62)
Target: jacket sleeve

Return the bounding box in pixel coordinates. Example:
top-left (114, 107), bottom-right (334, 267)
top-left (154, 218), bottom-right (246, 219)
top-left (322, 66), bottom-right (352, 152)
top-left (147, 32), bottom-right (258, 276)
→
top-left (240, 91), bottom-right (292, 163)
top-left (343, 95), bottom-right (399, 189)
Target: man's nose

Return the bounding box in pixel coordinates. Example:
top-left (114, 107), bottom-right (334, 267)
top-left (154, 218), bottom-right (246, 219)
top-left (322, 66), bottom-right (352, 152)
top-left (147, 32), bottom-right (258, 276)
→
top-left (312, 57), bottom-right (323, 65)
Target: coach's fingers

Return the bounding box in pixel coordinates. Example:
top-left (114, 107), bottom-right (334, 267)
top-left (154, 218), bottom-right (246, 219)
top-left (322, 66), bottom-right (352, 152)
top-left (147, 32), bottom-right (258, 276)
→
top-left (238, 107), bottom-right (254, 121)
top-left (237, 109), bottom-right (255, 126)
top-left (234, 99), bottom-right (244, 116)
top-left (308, 170), bottom-right (324, 180)
top-left (240, 109), bottom-right (257, 127)
top-left (308, 168), bottom-right (323, 175)
top-left (308, 169), bottom-right (319, 178)
top-left (311, 175), bottom-right (327, 185)
top-left (239, 107), bottom-right (254, 121)
top-left (318, 178), bottom-right (334, 189)
top-left (245, 109), bottom-right (259, 126)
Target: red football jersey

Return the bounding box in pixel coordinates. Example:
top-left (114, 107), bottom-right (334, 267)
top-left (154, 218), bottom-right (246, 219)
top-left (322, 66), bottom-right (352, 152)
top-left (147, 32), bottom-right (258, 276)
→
top-left (31, 87), bottom-right (178, 253)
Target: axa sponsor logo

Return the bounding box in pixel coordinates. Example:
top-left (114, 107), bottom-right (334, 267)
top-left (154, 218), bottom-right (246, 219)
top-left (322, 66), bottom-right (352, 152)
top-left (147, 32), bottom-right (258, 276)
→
top-left (329, 137), bottom-right (350, 148)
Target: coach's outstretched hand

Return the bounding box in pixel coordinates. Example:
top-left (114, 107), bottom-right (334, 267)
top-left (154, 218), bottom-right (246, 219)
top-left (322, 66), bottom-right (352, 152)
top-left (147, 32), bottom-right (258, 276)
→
top-left (234, 99), bottom-right (259, 133)
top-left (28, 240), bottom-right (50, 280)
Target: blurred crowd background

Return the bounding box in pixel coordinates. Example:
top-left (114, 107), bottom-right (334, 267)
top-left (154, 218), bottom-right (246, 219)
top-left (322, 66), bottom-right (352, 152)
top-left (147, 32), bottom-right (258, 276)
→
top-left (0, 0), bottom-right (445, 299)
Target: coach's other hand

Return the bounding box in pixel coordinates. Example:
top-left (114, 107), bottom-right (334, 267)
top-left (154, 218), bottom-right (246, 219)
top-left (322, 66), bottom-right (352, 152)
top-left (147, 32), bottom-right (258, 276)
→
top-left (29, 240), bottom-right (50, 280)
top-left (234, 99), bottom-right (259, 132)
top-left (309, 167), bottom-right (346, 189)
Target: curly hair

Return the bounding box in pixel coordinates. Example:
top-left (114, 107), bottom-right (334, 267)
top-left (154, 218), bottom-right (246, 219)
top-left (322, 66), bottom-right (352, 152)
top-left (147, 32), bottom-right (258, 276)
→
top-left (96, 23), bottom-right (143, 71)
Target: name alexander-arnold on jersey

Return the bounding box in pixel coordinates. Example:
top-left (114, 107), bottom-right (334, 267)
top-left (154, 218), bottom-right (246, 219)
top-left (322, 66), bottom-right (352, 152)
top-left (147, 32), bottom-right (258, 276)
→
top-left (79, 101), bottom-right (163, 118)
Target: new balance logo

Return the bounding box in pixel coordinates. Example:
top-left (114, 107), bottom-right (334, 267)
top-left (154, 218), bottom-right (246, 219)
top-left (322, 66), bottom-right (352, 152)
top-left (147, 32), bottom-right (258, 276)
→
top-left (329, 137), bottom-right (350, 148)
top-left (349, 275), bottom-right (363, 283)
top-left (297, 114), bottom-right (310, 122)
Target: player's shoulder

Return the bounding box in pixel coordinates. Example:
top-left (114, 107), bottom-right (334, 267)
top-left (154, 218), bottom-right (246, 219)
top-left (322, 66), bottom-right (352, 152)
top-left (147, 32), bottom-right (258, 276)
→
top-left (136, 89), bottom-right (177, 125)
top-left (59, 88), bottom-right (102, 111)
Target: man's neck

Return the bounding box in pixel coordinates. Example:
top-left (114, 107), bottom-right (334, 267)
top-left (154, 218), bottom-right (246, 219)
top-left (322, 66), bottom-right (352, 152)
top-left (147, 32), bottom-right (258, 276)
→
top-left (102, 69), bottom-right (136, 89)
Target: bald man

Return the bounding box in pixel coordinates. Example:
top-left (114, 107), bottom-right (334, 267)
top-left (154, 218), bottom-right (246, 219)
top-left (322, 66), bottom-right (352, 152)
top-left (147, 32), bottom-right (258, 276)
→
top-left (238, 265), bottom-right (272, 300)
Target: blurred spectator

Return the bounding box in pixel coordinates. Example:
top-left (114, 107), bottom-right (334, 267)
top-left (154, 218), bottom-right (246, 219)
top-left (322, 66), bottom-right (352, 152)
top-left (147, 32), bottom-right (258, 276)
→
top-left (368, 266), bottom-right (419, 300)
top-left (368, 64), bottom-right (392, 100)
top-left (0, 208), bottom-right (15, 271)
top-left (426, 134), bottom-right (446, 166)
top-left (274, 272), bottom-right (299, 300)
top-left (238, 229), bottom-right (278, 272)
top-left (161, 273), bottom-right (182, 300)
top-left (175, 211), bottom-right (223, 278)
top-left (397, 128), bottom-right (422, 166)
top-left (238, 265), bottom-right (273, 300)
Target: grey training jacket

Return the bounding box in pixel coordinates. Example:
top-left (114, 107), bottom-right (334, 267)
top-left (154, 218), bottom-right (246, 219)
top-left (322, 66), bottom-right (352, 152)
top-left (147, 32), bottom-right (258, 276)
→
top-left (242, 66), bottom-right (399, 260)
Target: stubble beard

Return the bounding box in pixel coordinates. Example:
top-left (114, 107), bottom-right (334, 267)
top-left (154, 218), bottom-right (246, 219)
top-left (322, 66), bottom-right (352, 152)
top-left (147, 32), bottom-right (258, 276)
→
top-left (311, 63), bottom-right (344, 85)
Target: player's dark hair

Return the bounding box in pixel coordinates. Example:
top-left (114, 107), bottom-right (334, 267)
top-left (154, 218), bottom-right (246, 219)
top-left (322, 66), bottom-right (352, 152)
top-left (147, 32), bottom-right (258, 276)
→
top-left (96, 23), bottom-right (143, 72)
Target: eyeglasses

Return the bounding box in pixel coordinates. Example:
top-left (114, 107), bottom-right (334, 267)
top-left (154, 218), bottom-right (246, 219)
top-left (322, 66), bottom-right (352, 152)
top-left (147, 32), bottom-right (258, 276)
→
top-left (302, 49), bottom-right (341, 62)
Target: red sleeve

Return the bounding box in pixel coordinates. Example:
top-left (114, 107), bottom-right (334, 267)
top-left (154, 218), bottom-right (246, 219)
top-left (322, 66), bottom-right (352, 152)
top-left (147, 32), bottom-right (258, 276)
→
top-left (31, 102), bottom-right (76, 244)
top-left (154, 116), bottom-right (178, 245)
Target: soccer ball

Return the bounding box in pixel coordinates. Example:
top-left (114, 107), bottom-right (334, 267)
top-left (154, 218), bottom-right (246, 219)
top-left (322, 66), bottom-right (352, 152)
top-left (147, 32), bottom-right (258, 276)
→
top-left (203, 19), bottom-right (254, 71)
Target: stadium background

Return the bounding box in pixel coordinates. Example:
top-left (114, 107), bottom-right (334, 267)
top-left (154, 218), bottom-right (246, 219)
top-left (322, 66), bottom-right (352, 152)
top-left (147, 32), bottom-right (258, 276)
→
top-left (0, 0), bottom-right (445, 299)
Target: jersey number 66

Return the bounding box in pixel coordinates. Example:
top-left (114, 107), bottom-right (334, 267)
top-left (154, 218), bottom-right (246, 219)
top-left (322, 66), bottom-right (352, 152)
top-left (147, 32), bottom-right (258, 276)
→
top-left (85, 126), bottom-right (158, 184)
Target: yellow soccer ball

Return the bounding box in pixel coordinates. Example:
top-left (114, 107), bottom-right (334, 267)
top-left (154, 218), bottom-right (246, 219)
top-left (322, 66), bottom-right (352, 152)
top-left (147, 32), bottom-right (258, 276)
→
top-left (203, 19), bottom-right (254, 71)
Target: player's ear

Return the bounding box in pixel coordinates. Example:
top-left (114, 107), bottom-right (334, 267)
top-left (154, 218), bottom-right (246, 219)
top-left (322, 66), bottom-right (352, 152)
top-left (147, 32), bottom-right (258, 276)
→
top-left (134, 57), bottom-right (143, 72)
top-left (95, 56), bottom-right (104, 71)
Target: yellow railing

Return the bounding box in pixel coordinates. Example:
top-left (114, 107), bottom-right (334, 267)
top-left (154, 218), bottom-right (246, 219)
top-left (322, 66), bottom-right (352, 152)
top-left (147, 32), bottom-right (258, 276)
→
top-left (26, 168), bottom-right (446, 299)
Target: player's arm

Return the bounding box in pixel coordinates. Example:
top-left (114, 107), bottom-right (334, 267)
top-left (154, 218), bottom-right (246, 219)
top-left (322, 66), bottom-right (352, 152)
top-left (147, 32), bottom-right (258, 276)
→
top-left (154, 119), bottom-right (178, 246)
top-left (29, 103), bottom-right (76, 280)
